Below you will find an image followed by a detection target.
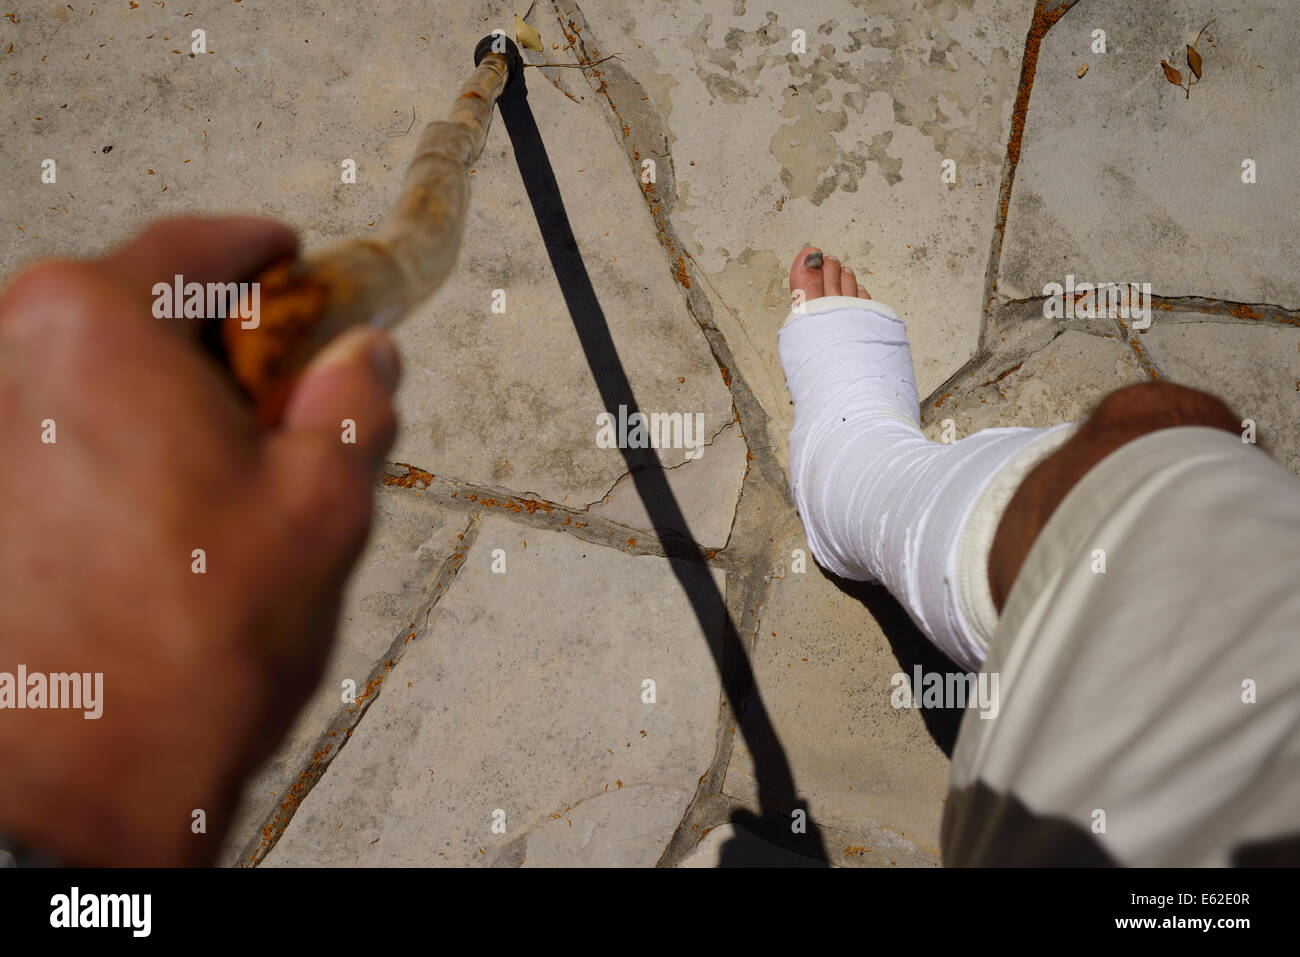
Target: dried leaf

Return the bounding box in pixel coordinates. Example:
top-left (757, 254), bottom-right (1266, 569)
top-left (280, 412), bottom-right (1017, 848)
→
top-left (1161, 59), bottom-right (1182, 87)
top-left (1187, 44), bottom-right (1202, 79)
top-left (1077, 62), bottom-right (1088, 79)
top-left (514, 14), bottom-right (542, 52)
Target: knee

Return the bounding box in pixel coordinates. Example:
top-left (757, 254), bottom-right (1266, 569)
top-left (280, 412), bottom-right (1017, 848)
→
top-left (988, 381), bottom-right (1240, 615)
top-left (1086, 381), bottom-right (1239, 437)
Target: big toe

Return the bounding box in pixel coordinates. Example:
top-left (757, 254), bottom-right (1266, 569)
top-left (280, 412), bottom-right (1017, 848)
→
top-left (789, 246), bottom-right (824, 307)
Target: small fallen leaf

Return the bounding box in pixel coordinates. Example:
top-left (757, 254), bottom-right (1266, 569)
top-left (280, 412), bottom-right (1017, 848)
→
top-left (1160, 59), bottom-right (1182, 86)
top-left (1077, 62), bottom-right (1088, 79)
top-left (515, 14), bottom-right (543, 52)
top-left (1186, 44), bottom-right (1202, 79)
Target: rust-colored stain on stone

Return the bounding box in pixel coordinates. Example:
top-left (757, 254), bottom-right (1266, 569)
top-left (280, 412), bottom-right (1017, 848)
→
top-left (990, 1), bottom-right (1079, 301)
top-left (1128, 337), bottom-right (1160, 379)
top-left (476, 496), bottom-right (553, 515)
top-left (383, 464), bottom-right (434, 489)
top-left (993, 362), bottom-right (1022, 383)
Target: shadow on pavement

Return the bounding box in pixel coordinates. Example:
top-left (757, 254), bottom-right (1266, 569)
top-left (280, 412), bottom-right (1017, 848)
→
top-left (496, 72), bottom-right (828, 866)
top-left (827, 572), bottom-right (965, 758)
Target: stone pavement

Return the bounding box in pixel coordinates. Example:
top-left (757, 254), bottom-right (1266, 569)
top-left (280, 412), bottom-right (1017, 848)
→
top-left (1, 1), bottom-right (1295, 867)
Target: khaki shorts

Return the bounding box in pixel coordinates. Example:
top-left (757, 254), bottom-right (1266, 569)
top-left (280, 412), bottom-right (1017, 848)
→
top-left (942, 427), bottom-right (1300, 866)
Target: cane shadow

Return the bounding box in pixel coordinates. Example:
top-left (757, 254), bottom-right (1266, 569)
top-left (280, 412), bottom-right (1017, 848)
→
top-left (496, 73), bottom-right (828, 865)
top-left (825, 572), bottom-right (964, 758)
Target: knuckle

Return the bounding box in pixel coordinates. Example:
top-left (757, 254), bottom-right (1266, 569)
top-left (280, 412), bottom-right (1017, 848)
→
top-left (1, 260), bottom-right (90, 313)
top-left (0, 260), bottom-right (114, 343)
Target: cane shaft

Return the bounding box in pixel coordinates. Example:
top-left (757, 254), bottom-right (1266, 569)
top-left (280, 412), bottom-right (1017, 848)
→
top-left (223, 49), bottom-right (513, 424)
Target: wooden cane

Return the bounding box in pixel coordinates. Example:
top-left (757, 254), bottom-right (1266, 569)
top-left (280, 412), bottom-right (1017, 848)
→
top-left (221, 36), bottom-right (523, 425)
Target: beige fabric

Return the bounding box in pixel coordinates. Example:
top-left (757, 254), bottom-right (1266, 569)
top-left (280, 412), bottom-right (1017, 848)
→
top-left (945, 426), bottom-right (1300, 865)
top-left (955, 422), bottom-right (1080, 658)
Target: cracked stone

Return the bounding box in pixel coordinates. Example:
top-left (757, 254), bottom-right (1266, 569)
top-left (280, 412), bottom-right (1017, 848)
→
top-left (1140, 320), bottom-right (1300, 476)
top-left (1000, 1), bottom-right (1300, 308)
top-left (588, 420), bottom-right (749, 547)
top-left (261, 515), bottom-right (723, 867)
top-left (922, 330), bottom-right (1147, 440)
top-left (521, 783), bottom-right (693, 867)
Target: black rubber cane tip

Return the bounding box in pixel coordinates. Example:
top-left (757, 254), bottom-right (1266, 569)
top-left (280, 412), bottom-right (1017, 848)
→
top-left (474, 34), bottom-right (523, 87)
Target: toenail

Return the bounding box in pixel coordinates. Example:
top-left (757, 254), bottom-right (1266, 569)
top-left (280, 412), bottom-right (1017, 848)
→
top-left (805, 250), bottom-right (824, 269)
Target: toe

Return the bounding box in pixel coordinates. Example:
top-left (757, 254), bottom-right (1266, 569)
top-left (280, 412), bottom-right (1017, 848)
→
top-left (841, 266), bottom-right (858, 298)
top-left (843, 267), bottom-right (872, 299)
top-left (789, 246), bottom-right (824, 305)
top-left (821, 255), bottom-right (842, 296)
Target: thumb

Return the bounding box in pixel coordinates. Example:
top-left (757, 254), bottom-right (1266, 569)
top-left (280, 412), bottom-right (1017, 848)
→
top-left (256, 327), bottom-right (401, 677)
top-left (267, 326), bottom-right (401, 518)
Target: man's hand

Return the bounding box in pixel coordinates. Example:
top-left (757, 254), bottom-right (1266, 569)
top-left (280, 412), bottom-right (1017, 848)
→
top-left (0, 217), bottom-right (400, 865)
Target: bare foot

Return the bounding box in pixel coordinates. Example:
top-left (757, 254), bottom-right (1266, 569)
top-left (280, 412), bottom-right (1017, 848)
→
top-left (788, 246), bottom-right (871, 306)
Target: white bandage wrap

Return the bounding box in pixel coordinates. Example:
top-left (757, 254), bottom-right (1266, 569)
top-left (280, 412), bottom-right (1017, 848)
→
top-left (779, 297), bottom-right (1076, 670)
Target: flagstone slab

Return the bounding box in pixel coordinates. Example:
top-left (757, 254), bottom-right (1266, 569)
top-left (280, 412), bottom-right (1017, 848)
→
top-left (262, 515), bottom-right (724, 866)
top-left (569, 0), bottom-right (1039, 442)
top-left (1141, 320), bottom-right (1300, 475)
top-left (921, 329), bottom-right (1147, 440)
top-left (721, 535), bottom-right (952, 858)
top-left (589, 420), bottom-right (749, 547)
top-left (1000, 0), bottom-right (1300, 308)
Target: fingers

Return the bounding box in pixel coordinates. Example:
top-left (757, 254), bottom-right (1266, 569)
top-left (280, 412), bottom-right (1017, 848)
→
top-left (264, 326), bottom-right (401, 549)
top-left (97, 216), bottom-right (297, 325)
